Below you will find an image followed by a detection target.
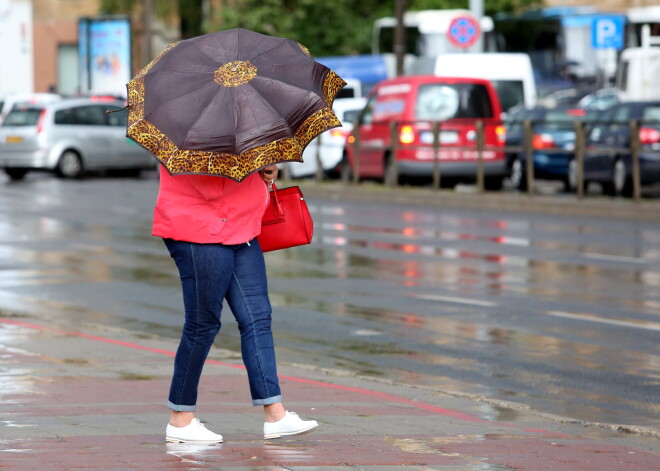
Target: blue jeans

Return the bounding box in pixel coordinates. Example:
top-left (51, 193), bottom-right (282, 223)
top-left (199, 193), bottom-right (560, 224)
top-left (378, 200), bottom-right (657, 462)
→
top-left (164, 238), bottom-right (282, 411)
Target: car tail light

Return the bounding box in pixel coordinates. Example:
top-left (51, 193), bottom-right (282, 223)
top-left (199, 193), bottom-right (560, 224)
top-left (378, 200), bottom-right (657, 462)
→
top-left (532, 133), bottom-right (555, 149)
top-left (495, 124), bottom-right (506, 145)
top-left (36, 109), bottom-right (47, 134)
top-left (639, 127), bottom-right (660, 145)
top-left (330, 128), bottom-right (348, 139)
top-left (399, 125), bottom-right (415, 145)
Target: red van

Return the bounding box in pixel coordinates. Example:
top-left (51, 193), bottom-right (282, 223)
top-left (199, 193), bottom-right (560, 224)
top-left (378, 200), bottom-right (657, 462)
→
top-left (345, 75), bottom-right (506, 189)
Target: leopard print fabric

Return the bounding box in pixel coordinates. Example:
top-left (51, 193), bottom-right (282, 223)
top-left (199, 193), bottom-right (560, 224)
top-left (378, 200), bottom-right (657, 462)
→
top-left (214, 61), bottom-right (257, 87)
top-left (295, 106), bottom-right (341, 149)
top-left (323, 70), bottom-right (346, 107)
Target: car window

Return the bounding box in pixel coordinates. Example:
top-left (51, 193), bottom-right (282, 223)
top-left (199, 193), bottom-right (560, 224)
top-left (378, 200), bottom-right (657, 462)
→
top-left (73, 105), bottom-right (108, 125)
top-left (610, 105), bottom-right (630, 132)
top-left (642, 106), bottom-right (660, 124)
top-left (588, 107), bottom-right (616, 141)
top-left (1, 108), bottom-right (42, 126)
top-left (106, 106), bottom-right (128, 126)
top-left (54, 108), bottom-right (75, 125)
top-left (416, 83), bottom-right (493, 120)
top-left (359, 95), bottom-right (377, 125)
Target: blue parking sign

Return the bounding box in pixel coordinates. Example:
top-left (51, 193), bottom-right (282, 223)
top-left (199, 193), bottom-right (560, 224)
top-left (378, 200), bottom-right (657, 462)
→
top-left (592, 16), bottom-right (624, 50)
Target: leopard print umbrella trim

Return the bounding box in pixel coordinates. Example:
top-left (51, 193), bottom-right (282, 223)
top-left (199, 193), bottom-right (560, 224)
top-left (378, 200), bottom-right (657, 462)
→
top-left (127, 104), bottom-right (340, 181)
top-left (323, 70), bottom-right (347, 107)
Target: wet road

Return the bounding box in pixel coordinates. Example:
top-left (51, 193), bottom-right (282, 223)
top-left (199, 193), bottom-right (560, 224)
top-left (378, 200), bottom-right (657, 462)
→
top-left (0, 173), bottom-right (658, 429)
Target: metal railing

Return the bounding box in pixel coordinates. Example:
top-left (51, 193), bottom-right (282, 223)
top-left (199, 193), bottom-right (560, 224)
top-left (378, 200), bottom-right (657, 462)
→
top-left (282, 117), bottom-right (660, 201)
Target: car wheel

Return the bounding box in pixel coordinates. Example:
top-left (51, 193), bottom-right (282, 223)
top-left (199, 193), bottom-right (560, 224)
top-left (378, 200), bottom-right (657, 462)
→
top-left (484, 176), bottom-right (504, 191)
top-left (611, 158), bottom-right (634, 197)
top-left (566, 158), bottom-right (578, 193)
top-left (509, 157), bottom-right (527, 191)
top-left (4, 168), bottom-right (29, 181)
top-left (56, 150), bottom-right (83, 178)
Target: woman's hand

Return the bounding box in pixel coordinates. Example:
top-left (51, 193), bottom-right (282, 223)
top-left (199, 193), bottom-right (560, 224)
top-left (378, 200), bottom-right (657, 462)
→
top-left (259, 165), bottom-right (279, 186)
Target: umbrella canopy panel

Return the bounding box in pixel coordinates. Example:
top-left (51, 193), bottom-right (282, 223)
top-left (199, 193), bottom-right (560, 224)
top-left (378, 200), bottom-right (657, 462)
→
top-left (127, 28), bottom-right (345, 181)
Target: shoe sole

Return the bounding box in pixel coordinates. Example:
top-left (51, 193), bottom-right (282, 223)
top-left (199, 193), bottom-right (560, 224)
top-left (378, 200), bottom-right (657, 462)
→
top-left (166, 437), bottom-right (223, 444)
top-left (264, 422), bottom-right (318, 440)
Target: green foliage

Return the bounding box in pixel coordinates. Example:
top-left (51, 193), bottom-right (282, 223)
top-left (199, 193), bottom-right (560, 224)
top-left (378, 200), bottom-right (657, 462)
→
top-left (100, 0), bottom-right (544, 56)
top-left (213, 0), bottom-right (391, 56)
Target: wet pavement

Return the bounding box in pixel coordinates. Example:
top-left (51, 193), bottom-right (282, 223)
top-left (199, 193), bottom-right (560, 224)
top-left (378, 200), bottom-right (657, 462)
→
top-left (1, 315), bottom-right (659, 470)
top-left (0, 173), bottom-right (659, 469)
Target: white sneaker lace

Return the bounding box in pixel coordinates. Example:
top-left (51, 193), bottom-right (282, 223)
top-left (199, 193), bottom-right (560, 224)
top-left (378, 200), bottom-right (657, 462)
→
top-left (191, 418), bottom-right (207, 429)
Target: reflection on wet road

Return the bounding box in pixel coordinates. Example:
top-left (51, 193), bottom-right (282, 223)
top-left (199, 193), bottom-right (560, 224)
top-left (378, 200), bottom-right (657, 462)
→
top-left (0, 175), bottom-right (658, 428)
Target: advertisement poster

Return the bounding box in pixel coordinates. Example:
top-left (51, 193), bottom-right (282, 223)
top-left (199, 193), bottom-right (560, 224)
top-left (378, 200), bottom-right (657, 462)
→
top-left (79, 17), bottom-right (131, 97)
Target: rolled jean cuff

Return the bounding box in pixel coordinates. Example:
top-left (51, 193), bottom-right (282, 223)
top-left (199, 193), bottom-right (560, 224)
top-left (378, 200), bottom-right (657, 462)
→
top-left (252, 394), bottom-right (282, 406)
top-left (168, 400), bottom-right (196, 412)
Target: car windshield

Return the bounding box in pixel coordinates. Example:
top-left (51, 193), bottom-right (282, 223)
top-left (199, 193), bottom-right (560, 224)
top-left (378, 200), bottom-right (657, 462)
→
top-left (416, 83), bottom-right (493, 120)
top-left (542, 109), bottom-right (595, 129)
top-left (1, 108), bottom-right (42, 126)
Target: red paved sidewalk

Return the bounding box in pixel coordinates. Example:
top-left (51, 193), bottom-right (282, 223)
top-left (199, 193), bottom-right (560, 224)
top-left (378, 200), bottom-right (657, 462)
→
top-left (0, 317), bottom-right (658, 470)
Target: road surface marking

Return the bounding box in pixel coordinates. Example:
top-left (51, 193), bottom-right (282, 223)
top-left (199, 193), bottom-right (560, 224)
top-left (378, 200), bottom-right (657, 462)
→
top-left (582, 253), bottom-right (646, 264)
top-left (413, 294), bottom-right (497, 307)
top-left (546, 310), bottom-right (660, 332)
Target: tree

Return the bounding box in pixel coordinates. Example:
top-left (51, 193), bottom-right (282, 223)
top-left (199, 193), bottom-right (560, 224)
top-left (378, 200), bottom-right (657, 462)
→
top-left (212, 0), bottom-right (391, 56)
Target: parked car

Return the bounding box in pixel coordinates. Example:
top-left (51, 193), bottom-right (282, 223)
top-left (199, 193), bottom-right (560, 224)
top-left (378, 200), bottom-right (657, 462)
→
top-left (0, 93), bottom-right (61, 124)
top-left (572, 101), bottom-right (660, 196)
top-left (577, 87), bottom-right (619, 111)
top-left (0, 97), bottom-right (155, 181)
top-left (345, 75), bottom-right (507, 189)
top-left (505, 106), bottom-right (596, 191)
top-left (287, 97), bottom-right (366, 179)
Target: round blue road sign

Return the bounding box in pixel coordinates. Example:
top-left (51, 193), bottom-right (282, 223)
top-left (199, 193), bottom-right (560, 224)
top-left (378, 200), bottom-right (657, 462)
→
top-left (447, 16), bottom-right (481, 48)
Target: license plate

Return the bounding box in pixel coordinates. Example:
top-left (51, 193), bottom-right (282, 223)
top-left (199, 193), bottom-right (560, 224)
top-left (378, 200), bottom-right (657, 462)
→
top-left (420, 131), bottom-right (459, 144)
top-left (6, 136), bottom-right (23, 144)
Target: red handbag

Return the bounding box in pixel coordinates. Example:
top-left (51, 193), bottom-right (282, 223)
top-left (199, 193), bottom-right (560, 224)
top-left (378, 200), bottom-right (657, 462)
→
top-left (259, 184), bottom-right (313, 252)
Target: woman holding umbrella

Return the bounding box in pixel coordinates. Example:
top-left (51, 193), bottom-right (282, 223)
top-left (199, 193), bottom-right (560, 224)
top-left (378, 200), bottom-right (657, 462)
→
top-left (156, 164), bottom-right (318, 443)
top-left (126, 28), bottom-right (345, 443)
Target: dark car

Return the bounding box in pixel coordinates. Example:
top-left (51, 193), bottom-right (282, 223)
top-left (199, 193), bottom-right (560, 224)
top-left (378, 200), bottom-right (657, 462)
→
top-left (505, 106), bottom-right (595, 191)
top-left (574, 101), bottom-right (660, 196)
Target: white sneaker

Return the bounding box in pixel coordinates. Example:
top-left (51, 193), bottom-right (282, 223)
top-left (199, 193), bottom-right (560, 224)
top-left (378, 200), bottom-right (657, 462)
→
top-left (263, 411), bottom-right (318, 439)
top-left (166, 418), bottom-right (224, 443)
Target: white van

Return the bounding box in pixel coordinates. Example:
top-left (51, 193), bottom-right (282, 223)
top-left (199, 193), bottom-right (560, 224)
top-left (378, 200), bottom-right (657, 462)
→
top-left (616, 48), bottom-right (660, 102)
top-left (408, 53), bottom-right (537, 112)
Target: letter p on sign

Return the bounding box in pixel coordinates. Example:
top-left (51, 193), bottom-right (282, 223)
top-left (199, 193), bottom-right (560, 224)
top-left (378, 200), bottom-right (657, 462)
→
top-left (592, 16), bottom-right (624, 50)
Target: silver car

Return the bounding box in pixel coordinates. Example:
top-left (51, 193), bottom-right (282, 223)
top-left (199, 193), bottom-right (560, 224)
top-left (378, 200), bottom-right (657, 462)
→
top-left (0, 97), bottom-right (155, 181)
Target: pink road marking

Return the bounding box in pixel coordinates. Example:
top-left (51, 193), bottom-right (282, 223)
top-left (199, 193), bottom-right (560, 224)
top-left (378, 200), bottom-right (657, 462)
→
top-left (0, 317), bottom-right (559, 431)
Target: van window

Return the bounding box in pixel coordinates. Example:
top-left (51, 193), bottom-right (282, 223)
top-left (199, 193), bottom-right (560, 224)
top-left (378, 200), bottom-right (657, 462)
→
top-left (1, 108), bottom-right (42, 126)
top-left (416, 83), bottom-right (493, 120)
top-left (491, 80), bottom-right (524, 112)
top-left (618, 61), bottom-right (629, 92)
top-left (336, 88), bottom-right (355, 99)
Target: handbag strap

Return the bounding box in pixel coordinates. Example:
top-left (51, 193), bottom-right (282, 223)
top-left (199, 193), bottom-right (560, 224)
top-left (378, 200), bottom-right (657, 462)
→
top-left (268, 182), bottom-right (284, 218)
